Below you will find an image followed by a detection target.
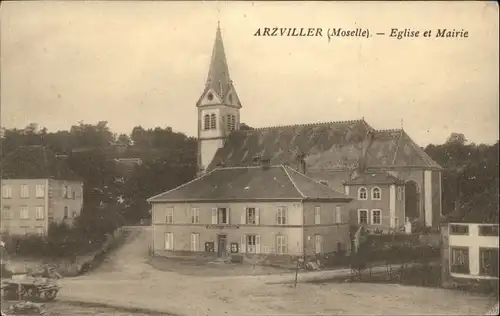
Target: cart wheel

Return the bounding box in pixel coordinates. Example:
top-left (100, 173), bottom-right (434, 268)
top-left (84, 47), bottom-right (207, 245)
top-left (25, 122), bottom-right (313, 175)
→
top-left (44, 289), bottom-right (57, 300)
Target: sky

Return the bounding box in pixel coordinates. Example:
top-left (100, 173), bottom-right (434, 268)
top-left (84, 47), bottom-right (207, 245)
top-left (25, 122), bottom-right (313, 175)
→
top-left (1, 1), bottom-right (498, 146)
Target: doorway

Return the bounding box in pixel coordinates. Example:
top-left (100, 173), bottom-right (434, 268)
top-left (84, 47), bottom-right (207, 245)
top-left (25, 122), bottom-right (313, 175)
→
top-left (217, 234), bottom-right (227, 257)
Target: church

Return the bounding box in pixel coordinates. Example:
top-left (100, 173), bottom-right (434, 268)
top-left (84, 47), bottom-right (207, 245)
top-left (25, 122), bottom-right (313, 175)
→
top-left (148, 24), bottom-right (443, 260)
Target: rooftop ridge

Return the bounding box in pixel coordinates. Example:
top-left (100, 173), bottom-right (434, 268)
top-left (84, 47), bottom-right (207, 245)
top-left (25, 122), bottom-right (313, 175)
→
top-left (284, 165), bottom-right (351, 198)
top-left (244, 118), bottom-right (368, 132)
top-left (375, 128), bottom-right (404, 133)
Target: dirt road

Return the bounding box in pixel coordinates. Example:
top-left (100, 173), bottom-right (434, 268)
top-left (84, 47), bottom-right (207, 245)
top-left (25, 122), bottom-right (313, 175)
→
top-left (57, 226), bottom-right (497, 316)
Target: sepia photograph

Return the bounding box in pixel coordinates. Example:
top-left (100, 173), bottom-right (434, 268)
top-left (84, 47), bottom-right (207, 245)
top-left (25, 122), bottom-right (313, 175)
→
top-left (0, 1), bottom-right (498, 315)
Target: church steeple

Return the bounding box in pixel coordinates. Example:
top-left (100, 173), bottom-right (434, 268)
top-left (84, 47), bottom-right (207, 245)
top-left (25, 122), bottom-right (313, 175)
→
top-left (196, 23), bottom-right (242, 108)
top-left (196, 23), bottom-right (242, 176)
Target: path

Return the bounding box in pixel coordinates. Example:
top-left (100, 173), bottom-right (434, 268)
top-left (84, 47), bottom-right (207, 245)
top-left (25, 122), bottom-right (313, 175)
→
top-left (57, 227), bottom-right (496, 316)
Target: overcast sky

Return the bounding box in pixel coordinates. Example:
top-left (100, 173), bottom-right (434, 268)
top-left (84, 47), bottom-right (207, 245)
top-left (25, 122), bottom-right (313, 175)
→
top-left (1, 1), bottom-right (498, 145)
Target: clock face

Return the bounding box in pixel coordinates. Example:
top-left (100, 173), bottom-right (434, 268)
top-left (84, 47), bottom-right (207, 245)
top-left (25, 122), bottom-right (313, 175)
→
top-left (207, 93), bottom-right (214, 101)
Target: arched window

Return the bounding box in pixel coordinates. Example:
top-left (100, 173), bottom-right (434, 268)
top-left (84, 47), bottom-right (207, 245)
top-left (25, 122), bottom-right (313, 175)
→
top-left (210, 114), bottom-right (216, 129)
top-left (204, 114), bottom-right (210, 130)
top-left (371, 187), bottom-right (381, 200)
top-left (358, 187), bottom-right (368, 200)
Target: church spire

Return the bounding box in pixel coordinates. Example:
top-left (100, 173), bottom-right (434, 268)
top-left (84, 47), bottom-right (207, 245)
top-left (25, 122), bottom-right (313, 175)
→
top-left (205, 22), bottom-right (231, 99)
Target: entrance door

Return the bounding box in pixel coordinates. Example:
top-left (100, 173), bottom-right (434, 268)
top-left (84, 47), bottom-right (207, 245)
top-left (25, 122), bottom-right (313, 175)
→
top-left (217, 234), bottom-right (227, 257)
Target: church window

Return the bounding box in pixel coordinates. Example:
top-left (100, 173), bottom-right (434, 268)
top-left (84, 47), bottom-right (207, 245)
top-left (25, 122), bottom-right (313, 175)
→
top-left (358, 187), bottom-right (368, 200)
top-left (204, 114), bottom-right (210, 130)
top-left (371, 187), bottom-right (381, 200)
top-left (207, 93), bottom-right (214, 101)
top-left (210, 114), bottom-right (217, 129)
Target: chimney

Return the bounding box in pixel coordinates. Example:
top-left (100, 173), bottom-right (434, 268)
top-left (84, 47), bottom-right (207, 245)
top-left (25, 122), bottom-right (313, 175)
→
top-left (260, 157), bottom-right (271, 169)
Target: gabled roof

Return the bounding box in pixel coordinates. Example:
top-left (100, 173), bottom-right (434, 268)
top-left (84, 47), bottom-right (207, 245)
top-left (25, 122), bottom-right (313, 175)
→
top-left (344, 172), bottom-right (405, 185)
top-left (1, 145), bottom-right (81, 181)
top-left (207, 120), bottom-right (442, 171)
top-left (364, 129), bottom-right (442, 169)
top-left (147, 165), bottom-right (352, 203)
top-left (207, 119), bottom-right (374, 171)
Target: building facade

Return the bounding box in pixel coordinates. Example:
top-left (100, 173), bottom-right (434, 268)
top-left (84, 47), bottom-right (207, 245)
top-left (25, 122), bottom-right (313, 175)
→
top-left (149, 164), bottom-right (353, 263)
top-left (343, 173), bottom-right (406, 232)
top-left (0, 145), bottom-right (83, 236)
top-left (195, 24), bottom-right (443, 230)
top-left (1, 179), bottom-right (83, 236)
top-left (441, 222), bottom-right (499, 292)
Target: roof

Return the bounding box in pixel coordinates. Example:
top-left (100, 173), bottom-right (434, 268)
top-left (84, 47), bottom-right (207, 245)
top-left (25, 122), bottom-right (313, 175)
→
top-left (344, 172), bottom-right (405, 185)
top-left (1, 145), bottom-right (81, 181)
top-left (147, 165), bottom-right (352, 203)
top-left (443, 208), bottom-right (499, 225)
top-left (207, 120), bottom-right (442, 171)
top-left (196, 24), bottom-right (242, 107)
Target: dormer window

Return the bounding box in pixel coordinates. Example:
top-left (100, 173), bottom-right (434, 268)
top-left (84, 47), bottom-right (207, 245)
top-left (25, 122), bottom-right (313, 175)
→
top-left (358, 187), bottom-right (368, 200)
top-left (207, 92), bottom-right (214, 101)
top-left (371, 187), bottom-right (381, 200)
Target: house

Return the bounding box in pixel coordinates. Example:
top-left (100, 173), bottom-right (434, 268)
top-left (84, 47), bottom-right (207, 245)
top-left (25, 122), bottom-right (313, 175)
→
top-left (1, 146), bottom-right (83, 236)
top-left (194, 24), bottom-right (443, 231)
top-left (441, 210), bottom-right (499, 292)
top-left (148, 160), bottom-right (353, 264)
top-left (343, 172), bottom-right (406, 233)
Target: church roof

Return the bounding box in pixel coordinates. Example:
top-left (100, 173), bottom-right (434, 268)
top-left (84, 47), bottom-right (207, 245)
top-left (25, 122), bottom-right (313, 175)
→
top-left (147, 165), bottom-right (352, 203)
top-left (207, 120), bottom-right (442, 171)
top-left (1, 145), bottom-right (81, 181)
top-left (344, 172), bottom-right (405, 185)
top-left (196, 23), bottom-right (241, 107)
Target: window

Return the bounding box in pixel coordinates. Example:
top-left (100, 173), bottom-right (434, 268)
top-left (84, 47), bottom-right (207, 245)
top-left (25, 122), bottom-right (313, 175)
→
top-left (36, 227), bottom-right (44, 236)
top-left (371, 187), bottom-right (381, 200)
top-left (21, 226), bottom-right (29, 235)
top-left (358, 209), bottom-right (368, 224)
top-left (315, 235), bottom-right (323, 254)
top-left (166, 207), bottom-right (174, 224)
top-left (212, 207), bottom-right (229, 224)
top-left (20, 185), bottom-right (29, 198)
top-left (210, 113), bottom-right (217, 129)
top-left (207, 92), bottom-right (214, 101)
top-left (231, 115), bottom-right (236, 130)
top-left (227, 114), bottom-right (231, 131)
top-left (67, 186), bottom-right (72, 199)
top-left (2, 185), bottom-right (12, 198)
top-left (450, 224), bottom-right (469, 235)
top-left (72, 191), bottom-right (76, 200)
top-left (20, 206), bottom-right (29, 219)
top-left (191, 208), bottom-right (200, 224)
top-left (358, 187), bottom-right (367, 200)
top-left (334, 206), bottom-right (341, 224)
top-left (204, 114), bottom-right (210, 130)
top-left (246, 207), bottom-right (257, 225)
top-left (246, 235), bottom-right (257, 253)
top-left (190, 233), bottom-right (200, 252)
top-left (479, 225), bottom-right (499, 237)
top-left (451, 247), bottom-right (470, 274)
top-left (371, 209), bottom-right (381, 225)
top-left (35, 184), bottom-right (45, 198)
top-left (277, 206), bottom-right (287, 225)
top-left (72, 211), bottom-right (77, 218)
top-left (479, 248), bottom-right (499, 277)
top-left (2, 206), bottom-right (12, 219)
top-left (397, 186), bottom-right (405, 201)
top-left (35, 206), bottom-right (44, 220)
top-left (228, 94), bottom-right (233, 103)
top-left (164, 232), bottom-right (173, 251)
top-left (64, 206), bottom-right (68, 219)
top-left (314, 206), bottom-right (321, 224)
top-left (63, 185), bottom-right (69, 199)
top-left (276, 235), bottom-right (287, 254)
